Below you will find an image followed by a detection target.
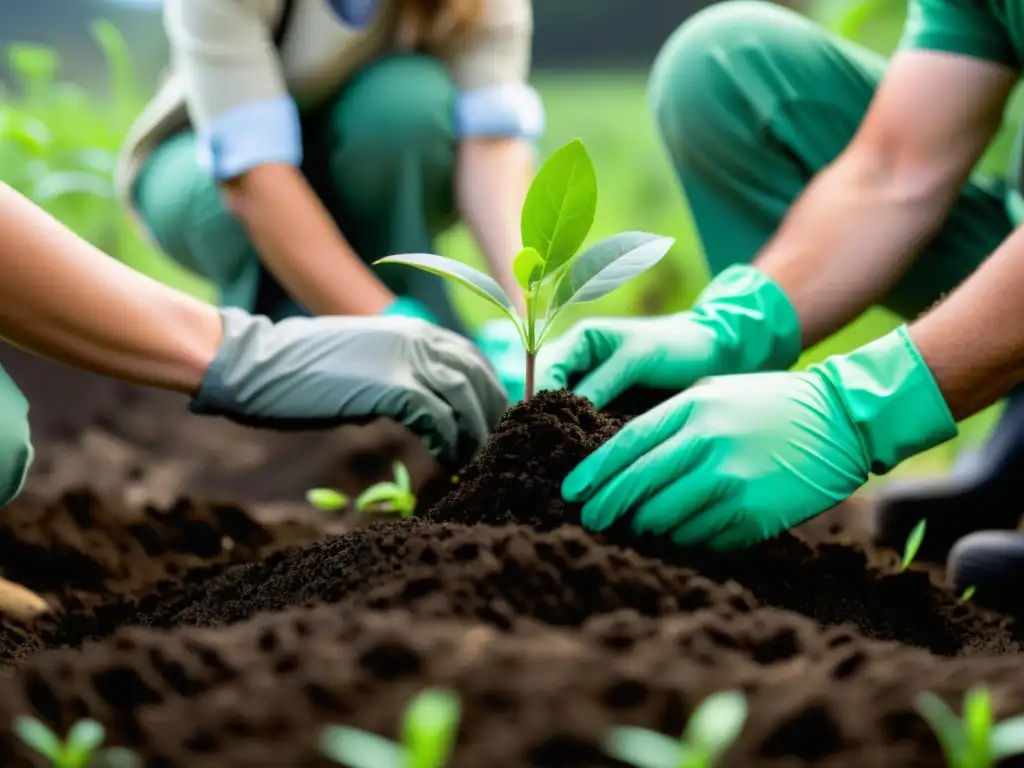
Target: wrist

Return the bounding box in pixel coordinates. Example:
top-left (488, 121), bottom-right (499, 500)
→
top-left (815, 326), bottom-right (958, 474)
top-left (689, 264), bottom-right (803, 375)
top-left (178, 303), bottom-right (225, 396)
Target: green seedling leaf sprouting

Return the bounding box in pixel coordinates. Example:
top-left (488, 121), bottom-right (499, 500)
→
top-left (320, 688), bottom-right (462, 768)
top-left (373, 138), bottom-right (671, 399)
top-left (512, 246), bottom-right (544, 291)
top-left (544, 231), bottom-right (674, 343)
top-left (901, 518), bottom-right (927, 572)
top-left (959, 586), bottom-right (977, 603)
top-left (355, 461), bottom-right (416, 517)
top-left (520, 137), bottom-right (598, 277)
top-left (306, 488), bottom-right (348, 512)
top-left (606, 690), bottom-right (748, 768)
top-left (13, 716), bottom-right (137, 768)
top-left (915, 687), bottom-right (1024, 767)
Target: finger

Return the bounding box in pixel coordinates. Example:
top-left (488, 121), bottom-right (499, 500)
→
top-left (562, 393), bottom-right (695, 503)
top-left (397, 384), bottom-right (462, 462)
top-left (428, 338), bottom-right (506, 460)
top-left (572, 352), bottom-right (633, 411)
top-left (627, 445), bottom-right (721, 538)
top-left (704, 500), bottom-right (774, 551)
top-left (536, 325), bottom-right (608, 392)
top-left (580, 429), bottom-right (709, 532)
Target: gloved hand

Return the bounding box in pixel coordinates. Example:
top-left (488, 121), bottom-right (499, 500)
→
top-left (538, 265), bottom-right (802, 410)
top-left (189, 308), bottom-right (509, 463)
top-left (563, 327), bottom-right (958, 550)
top-left (475, 318), bottom-right (526, 402)
top-left (382, 295), bottom-right (440, 325)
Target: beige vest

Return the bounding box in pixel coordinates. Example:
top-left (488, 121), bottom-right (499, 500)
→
top-left (114, 0), bottom-right (533, 217)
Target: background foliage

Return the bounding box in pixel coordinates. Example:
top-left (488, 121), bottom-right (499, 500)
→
top-left (3, 0), bottom-right (1017, 476)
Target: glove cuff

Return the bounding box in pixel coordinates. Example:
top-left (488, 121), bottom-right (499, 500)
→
top-left (689, 265), bottom-right (802, 375)
top-left (817, 326), bottom-right (958, 474)
top-left (188, 307), bottom-right (267, 417)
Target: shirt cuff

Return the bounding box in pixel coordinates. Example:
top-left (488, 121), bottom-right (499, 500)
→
top-left (455, 83), bottom-right (545, 140)
top-left (195, 96), bottom-right (304, 181)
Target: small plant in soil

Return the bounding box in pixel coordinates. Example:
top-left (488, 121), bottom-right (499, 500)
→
top-left (319, 687), bottom-right (460, 768)
top-left (959, 586), bottom-right (977, 604)
top-left (354, 461), bottom-right (416, 517)
top-left (915, 686), bottom-right (1024, 767)
top-left (12, 716), bottom-right (139, 768)
top-left (306, 487), bottom-right (349, 512)
top-left (901, 518), bottom-right (927, 572)
top-left (605, 689), bottom-right (748, 768)
top-left (374, 138), bottom-right (675, 399)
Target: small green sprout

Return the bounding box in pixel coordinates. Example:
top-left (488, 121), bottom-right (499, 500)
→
top-left (902, 518), bottom-right (927, 572)
top-left (306, 488), bottom-right (349, 512)
top-left (374, 138), bottom-right (675, 399)
top-left (12, 716), bottom-right (139, 768)
top-left (450, 475), bottom-right (460, 485)
top-left (355, 462), bottom-right (416, 517)
top-left (605, 690), bottom-right (748, 768)
top-left (319, 688), bottom-right (460, 768)
top-left (915, 687), bottom-right (1024, 767)
top-left (959, 586), bottom-right (977, 604)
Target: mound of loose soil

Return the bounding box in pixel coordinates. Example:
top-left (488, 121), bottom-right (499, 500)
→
top-left (1, 347), bottom-right (1024, 766)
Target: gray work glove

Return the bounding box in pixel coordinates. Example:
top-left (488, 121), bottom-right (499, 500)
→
top-left (189, 308), bottom-right (509, 463)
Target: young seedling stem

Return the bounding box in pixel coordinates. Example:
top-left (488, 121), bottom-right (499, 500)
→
top-left (915, 686), bottom-right (1024, 767)
top-left (355, 461), bottom-right (416, 517)
top-left (901, 518), bottom-right (927, 572)
top-left (374, 138), bottom-right (675, 400)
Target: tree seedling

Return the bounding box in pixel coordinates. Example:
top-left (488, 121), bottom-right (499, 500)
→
top-left (374, 138), bottom-right (675, 399)
top-left (901, 518), bottom-right (927, 572)
top-left (319, 687), bottom-right (460, 768)
top-left (915, 686), bottom-right (1024, 767)
top-left (12, 716), bottom-right (139, 768)
top-left (355, 461), bottom-right (416, 517)
top-left (306, 488), bottom-right (349, 512)
top-left (605, 689), bottom-right (748, 768)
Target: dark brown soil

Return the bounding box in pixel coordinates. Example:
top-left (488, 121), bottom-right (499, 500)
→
top-left (1, 345), bottom-right (1023, 767)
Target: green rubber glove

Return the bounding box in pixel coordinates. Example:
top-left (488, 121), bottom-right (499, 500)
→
top-left (563, 327), bottom-right (958, 550)
top-left (189, 308), bottom-right (509, 463)
top-left (475, 319), bottom-right (526, 402)
top-left (383, 296), bottom-right (440, 325)
top-left (538, 264), bottom-right (802, 409)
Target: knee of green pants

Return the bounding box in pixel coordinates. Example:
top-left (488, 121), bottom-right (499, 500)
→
top-left (649, 1), bottom-right (827, 168)
top-left (0, 367), bottom-right (33, 509)
top-left (324, 54), bottom-right (457, 237)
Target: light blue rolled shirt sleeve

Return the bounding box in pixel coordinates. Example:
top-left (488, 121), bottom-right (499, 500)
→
top-left (194, 95), bottom-right (304, 182)
top-left (455, 83), bottom-right (545, 141)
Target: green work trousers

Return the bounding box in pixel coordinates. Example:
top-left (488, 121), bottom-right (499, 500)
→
top-left (134, 54), bottom-right (468, 332)
top-left (648, 1), bottom-right (1013, 320)
top-left (0, 362), bottom-right (33, 509)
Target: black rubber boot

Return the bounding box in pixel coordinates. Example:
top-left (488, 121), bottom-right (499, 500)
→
top-left (949, 531), bottom-right (1024, 613)
top-left (871, 384), bottom-right (1024, 564)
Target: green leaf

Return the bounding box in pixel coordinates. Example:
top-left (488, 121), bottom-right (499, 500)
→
top-left (512, 246), bottom-right (545, 291)
top-left (963, 687), bottom-right (992, 759)
top-left (393, 462), bottom-right (412, 494)
top-left (355, 483), bottom-right (403, 512)
top-left (403, 689), bottom-right (461, 768)
top-left (65, 719), bottom-right (105, 763)
top-left (12, 716), bottom-right (63, 761)
top-left (901, 519), bottom-right (927, 571)
top-left (991, 714), bottom-right (1024, 759)
top-left (547, 232), bottom-right (674, 323)
top-left (306, 488), bottom-right (348, 512)
top-left (520, 138), bottom-right (598, 276)
top-left (684, 690), bottom-right (748, 763)
top-left (604, 726), bottom-right (685, 768)
top-left (318, 726), bottom-right (404, 768)
top-left (374, 254), bottom-right (519, 321)
top-left (959, 585), bottom-right (976, 603)
top-left (914, 692), bottom-right (966, 764)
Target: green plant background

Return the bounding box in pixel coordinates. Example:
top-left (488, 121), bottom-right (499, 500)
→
top-left (6, 0), bottom-right (1017, 480)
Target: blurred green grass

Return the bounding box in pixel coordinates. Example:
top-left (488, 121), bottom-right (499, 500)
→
top-left (3, 0), bottom-right (1015, 478)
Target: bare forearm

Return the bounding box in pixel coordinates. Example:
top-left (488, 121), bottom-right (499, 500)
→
top-left (0, 184), bottom-right (220, 394)
top-left (223, 165), bottom-right (393, 316)
top-left (755, 148), bottom-right (955, 348)
top-left (910, 224), bottom-right (1024, 420)
top-left (456, 138), bottom-right (533, 315)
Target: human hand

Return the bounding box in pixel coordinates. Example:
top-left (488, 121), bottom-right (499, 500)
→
top-left (537, 264), bottom-right (802, 410)
top-left (563, 327), bottom-right (958, 550)
top-left (189, 308), bottom-right (509, 463)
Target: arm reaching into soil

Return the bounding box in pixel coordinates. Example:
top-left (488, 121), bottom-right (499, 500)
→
top-left (540, 49), bottom-right (1017, 409)
top-left (0, 183), bottom-right (507, 461)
